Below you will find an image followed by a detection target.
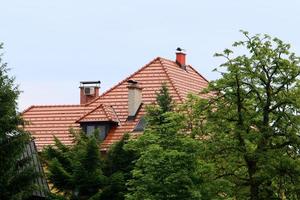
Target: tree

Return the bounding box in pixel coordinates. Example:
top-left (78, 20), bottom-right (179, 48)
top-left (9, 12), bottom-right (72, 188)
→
top-left (0, 43), bottom-right (39, 200)
top-left (186, 31), bottom-right (300, 199)
top-left (42, 130), bottom-right (107, 200)
top-left (101, 133), bottom-right (137, 200)
top-left (156, 82), bottom-right (173, 113)
top-left (125, 84), bottom-right (216, 200)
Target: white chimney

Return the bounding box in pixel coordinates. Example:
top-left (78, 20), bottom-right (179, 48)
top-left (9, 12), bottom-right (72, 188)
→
top-left (127, 80), bottom-right (142, 119)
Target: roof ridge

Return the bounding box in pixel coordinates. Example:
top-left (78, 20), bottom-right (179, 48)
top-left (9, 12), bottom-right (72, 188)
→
top-left (109, 105), bottom-right (121, 125)
top-left (159, 57), bottom-right (210, 83)
top-left (85, 57), bottom-right (161, 106)
top-left (158, 58), bottom-right (184, 103)
top-left (21, 104), bottom-right (84, 115)
top-left (187, 65), bottom-right (210, 83)
top-left (25, 104), bottom-right (82, 108)
top-left (75, 104), bottom-right (104, 123)
top-left (158, 57), bottom-right (176, 64)
top-left (21, 105), bottom-right (35, 114)
top-left (101, 104), bottom-right (112, 120)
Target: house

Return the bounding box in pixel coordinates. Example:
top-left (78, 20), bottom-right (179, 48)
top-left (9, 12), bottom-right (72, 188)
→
top-left (23, 140), bottom-right (50, 199)
top-left (22, 50), bottom-right (210, 151)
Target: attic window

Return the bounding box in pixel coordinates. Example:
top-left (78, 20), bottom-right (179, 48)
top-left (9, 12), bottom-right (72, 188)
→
top-left (83, 123), bottom-right (110, 140)
top-left (132, 117), bottom-right (146, 132)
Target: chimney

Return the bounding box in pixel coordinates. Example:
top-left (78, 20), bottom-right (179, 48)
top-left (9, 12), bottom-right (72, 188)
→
top-left (127, 80), bottom-right (142, 119)
top-left (176, 47), bottom-right (186, 69)
top-left (79, 81), bottom-right (100, 104)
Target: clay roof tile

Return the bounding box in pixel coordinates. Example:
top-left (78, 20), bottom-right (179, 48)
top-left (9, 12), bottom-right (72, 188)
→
top-left (22, 56), bottom-right (209, 151)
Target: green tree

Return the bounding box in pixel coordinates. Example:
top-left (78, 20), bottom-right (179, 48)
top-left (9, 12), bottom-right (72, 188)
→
top-left (101, 133), bottom-right (137, 200)
top-left (42, 130), bottom-right (107, 200)
top-left (125, 84), bottom-right (216, 200)
top-left (0, 43), bottom-right (39, 200)
top-left (185, 31), bottom-right (300, 199)
top-left (156, 82), bottom-right (173, 113)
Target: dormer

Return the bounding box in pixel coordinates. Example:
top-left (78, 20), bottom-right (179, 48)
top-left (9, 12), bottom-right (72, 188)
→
top-left (76, 104), bottom-right (119, 140)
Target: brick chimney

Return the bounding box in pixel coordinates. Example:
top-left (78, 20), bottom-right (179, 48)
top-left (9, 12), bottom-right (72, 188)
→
top-left (79, 81), bottom-right (100, 104)
top-left (127, 80), bottom-right (142, 119)
top-left (176, 48), bottom-right (186, 69)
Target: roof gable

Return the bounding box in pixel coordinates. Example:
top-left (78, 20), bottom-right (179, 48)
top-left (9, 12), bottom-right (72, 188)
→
top-left (76, 104), bottom-right (119, 123)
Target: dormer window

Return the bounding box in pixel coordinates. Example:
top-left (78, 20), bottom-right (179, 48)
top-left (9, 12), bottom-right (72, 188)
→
top-left (83, 123), bottom-right (111, 140)
top-left (132, 117), bottom-right (146, 132)
top-left (75, 104), bottom-right (119, 140)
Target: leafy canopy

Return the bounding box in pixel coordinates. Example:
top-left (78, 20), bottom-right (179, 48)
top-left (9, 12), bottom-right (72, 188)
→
top-left (101, 133), bottom-right (137, 200)
top-left (125, 84), bottom-right (217, 200)
top-left (183, 31), bottom-right (300, 200)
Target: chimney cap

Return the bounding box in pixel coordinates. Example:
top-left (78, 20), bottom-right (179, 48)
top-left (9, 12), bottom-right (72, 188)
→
top-left (127, 80), bottom-right (138, 84)
top-left (80, 81), bottom-right (101, 85)
top-left (80, 81), bottom-right (101, 88)
top-left (176, 47), bottom-right (186, 53)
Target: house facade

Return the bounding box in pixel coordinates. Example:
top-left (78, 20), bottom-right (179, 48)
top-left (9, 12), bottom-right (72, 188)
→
top-left (22, 51), bottom-right (209, 151)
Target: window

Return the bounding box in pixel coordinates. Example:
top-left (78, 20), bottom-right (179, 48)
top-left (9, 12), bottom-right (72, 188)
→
top-left (84, 124), bottom-right (109, 140)
top-left (132, 117), bottom-right (146, 132)
top-left (86, 125), bottom-right (95, 136)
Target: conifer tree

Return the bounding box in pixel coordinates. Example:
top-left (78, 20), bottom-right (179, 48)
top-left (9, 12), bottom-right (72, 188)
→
top-left (42, 130), bottom-right (107, 200)
top-left (0, 43), bottom-right (39, 200)
top-left (156, 82), bottom-right (173, 113)
top-left (101, 134), bottom-right (137, 200)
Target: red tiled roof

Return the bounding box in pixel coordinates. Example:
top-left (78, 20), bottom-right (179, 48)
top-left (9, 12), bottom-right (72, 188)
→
top-left (76, 104), bottom-right (119, 123)
top-left (22, 57), bottom-right (209, 151)
top-left (22, 105), bottom-right (88, 150)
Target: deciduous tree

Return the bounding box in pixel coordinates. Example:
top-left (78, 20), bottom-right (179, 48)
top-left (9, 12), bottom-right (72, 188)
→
top-left (125, 84), bottom-right (216, 200)
top-left (184, 31), bottom-right (300, 199)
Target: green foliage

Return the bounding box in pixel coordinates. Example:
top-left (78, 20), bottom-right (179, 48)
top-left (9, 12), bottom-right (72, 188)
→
top-left (156, 82), bottom-right (173, 113)
top-left (42, 130), bottom-right (107, 199)
top-left (183, 31), bottom-right (300, 199)
top-left (104, 134), bottom-right (137, 177)
top-left (0, 43), bottom-right (39, 200)
top-left (47, 193), bottom-right (67, 200)
top-left (125, 84), bottom-right (217, 200)
top-left (101, 133), bottom-right (137, 200)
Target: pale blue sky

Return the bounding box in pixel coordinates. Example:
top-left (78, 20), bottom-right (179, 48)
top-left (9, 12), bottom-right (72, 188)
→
top-left (1, 0), bottom-right (300, 111)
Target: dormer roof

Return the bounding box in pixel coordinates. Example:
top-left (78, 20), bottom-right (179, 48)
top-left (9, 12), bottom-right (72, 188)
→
top-left (76, 104), bottom-right (119, 123)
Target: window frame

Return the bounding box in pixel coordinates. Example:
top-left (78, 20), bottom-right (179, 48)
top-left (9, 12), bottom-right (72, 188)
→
top-left (80, 121), bottom-right (117, 140)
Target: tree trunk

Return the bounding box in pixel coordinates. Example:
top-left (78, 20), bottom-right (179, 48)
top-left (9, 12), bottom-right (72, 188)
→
top-left (250, 183), bottom-right (259, 200)
top-left (247, 159), bottom-right (259, 200)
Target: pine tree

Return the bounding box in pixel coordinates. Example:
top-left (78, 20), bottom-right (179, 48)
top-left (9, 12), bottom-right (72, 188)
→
top-left (156, 82), bottom-right (173, 113)
top-left (0, 43), bottom-right (39, 200)
top-left (101, 134), bottom-right (137, 200)
top-left (42, 130), bottom-right (107, 199)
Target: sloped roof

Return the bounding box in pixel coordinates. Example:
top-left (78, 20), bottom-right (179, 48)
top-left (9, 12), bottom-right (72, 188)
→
top-left (23, 140), bottom-right (50, 198)
top-left (76, 104), bottom-right (119, 123)
top-left (22, 57), bottom-right (209, 151)
top-left (22, 105), bottom-right (88, 149)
